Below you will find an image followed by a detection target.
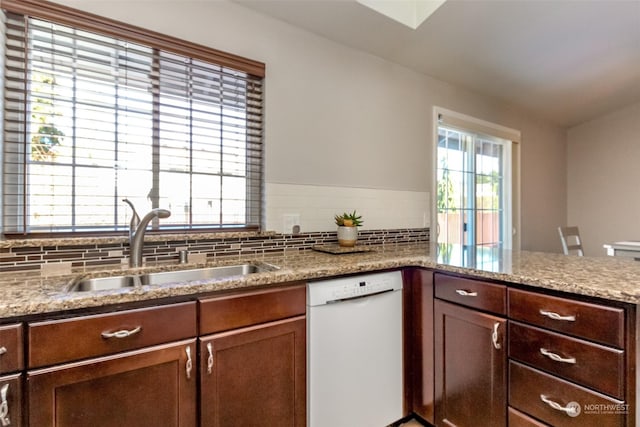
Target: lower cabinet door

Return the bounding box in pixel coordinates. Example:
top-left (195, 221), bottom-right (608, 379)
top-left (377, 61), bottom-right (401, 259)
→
top-left (0, 373), bottom-right (22, 427)
top-left (28, 339), bottom-right (197, 427)
top-left (200, 316), bottom-right (306, 427)
top-left (434, 300), bottom-right (507, 427)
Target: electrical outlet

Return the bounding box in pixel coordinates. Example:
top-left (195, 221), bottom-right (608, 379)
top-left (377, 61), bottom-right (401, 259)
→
top-left (283, 214), bottom-right (300, 234)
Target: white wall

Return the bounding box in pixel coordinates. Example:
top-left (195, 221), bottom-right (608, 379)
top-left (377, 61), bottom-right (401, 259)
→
top-left (266, 183), bottom-right (429, 232)
top-left (568, 102), bottom-right (640, 256)
top-left (50, 0), bottom-right (567, 250)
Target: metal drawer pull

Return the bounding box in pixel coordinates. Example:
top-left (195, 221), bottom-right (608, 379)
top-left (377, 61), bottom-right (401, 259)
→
top-left (539, 310), bottom-right (576, 322)
top-left (185, 346), bottom-right (193, 379)
top-left (206, 343), bottom-right (214, 375)
top-left (540, 348), bottom-right (576, 364)
top-left (0, 383), bottom-right (10, 427)
top-left (101, 326), bottom-right (142, 339)
top-left (0, 347), bottom-right (6, 356)
top-left (491, 322), bottom-right (501, 350)
top-left (455, 289), bottom-right (478, 297)
top-left (540, 394), bottom-right (581, 417)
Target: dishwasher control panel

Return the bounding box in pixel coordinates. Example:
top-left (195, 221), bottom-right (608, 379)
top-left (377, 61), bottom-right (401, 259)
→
top-left (307, 270), bottom-right (403, 306)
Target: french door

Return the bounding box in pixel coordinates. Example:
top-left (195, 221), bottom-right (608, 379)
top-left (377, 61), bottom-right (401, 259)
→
top-left (436, 126), bottom-right (512, 249)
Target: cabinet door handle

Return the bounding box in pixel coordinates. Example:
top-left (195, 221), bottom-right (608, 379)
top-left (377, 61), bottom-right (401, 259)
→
top-left (185, 346), bottom-right (193, 380)
top-left (0, 347), bottom-right (6, 356)
top-left (0, 383), bottom-right (10, 427)
top-left (455, 289), bottom-right (478, 297)
top-left (540, 348), bottom-right (576, 364)
top-left (206, 343), bottom-right (214, 375)
top-left (540, 394), bottom-right (581, 417)
top-left (539, 310), bottom-right (576, 322)
top-left (101, 326), bottom-right (142, 339)
top-left (491, 322), bottom-right (501, 350)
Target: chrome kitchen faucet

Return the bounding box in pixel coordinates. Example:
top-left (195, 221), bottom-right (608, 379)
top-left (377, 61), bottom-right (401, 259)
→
top-left (122, 199), bottom-right (171, 268)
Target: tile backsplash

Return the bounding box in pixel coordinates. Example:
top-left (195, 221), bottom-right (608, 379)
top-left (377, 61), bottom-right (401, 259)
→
top-left (0, 228), bottom-right (429, 274)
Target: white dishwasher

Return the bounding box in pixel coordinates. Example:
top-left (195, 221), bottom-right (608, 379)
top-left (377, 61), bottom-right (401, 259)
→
top-left (307, 270), bottom-right (404, 427)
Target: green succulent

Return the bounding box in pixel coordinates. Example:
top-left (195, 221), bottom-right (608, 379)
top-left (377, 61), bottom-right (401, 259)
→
top-left (334, 210), bottom-right (363, 227)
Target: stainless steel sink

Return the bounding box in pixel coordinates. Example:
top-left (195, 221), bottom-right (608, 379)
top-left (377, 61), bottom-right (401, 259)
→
top-left (67, 275), bottom-right (142, 292)
top-left (140, 264), bottom-right (269, 286)
top-left (67, 263), bottom-right (272, 292)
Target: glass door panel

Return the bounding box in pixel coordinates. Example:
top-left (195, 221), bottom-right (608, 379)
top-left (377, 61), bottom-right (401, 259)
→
top-left (437, 126), bottom-right (511, 249)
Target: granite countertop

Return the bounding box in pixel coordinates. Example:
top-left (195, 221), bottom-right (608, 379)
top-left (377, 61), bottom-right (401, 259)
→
top-left (1, 242), bottom-right (640, 319)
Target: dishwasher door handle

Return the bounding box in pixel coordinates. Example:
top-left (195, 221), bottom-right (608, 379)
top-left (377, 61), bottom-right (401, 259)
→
top-left (326, 288), bottom-right (395, 304)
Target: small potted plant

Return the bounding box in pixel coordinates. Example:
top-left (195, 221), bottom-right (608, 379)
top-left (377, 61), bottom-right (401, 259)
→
top-left (334, 210), bottom-right (363, 247)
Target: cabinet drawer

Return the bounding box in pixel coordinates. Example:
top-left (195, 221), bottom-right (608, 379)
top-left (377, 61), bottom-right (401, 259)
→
top-left (29, 302), bottom-right (197, 368)
top-left (509, 321), bottom-right (624, 399)
top-left (0, 373), bottom-right (22, 427)
top-left (508, 289), bottom-right (625, 348)
top-left (509, 361), bottom-right (625, 427)
top-left (434, 273), bottom-right (506, 315)
top-left (200, 284), bottom-right (306, 335)
top-left (508, 407), bottom-right (549, 427)
top-left (0, 324), bottom-right (23, 374)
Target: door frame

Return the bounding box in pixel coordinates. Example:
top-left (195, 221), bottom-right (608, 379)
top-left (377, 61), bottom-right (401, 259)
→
top-left (432, 106), bottom-right (521, 250)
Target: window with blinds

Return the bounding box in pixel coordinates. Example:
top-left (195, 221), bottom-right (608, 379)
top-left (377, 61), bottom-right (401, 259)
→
top-left (1, 6), bottom-right (264, 236)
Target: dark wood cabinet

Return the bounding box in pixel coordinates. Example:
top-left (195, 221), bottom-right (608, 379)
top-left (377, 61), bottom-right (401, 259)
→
top-left (434, 299), bottom-right (507, 427)
top-left (27, 339), bottom-right (197, 427)
top-left (0, 373), bottom-right (22, 427)
top-left (508, 321), bottom-right (624, 399)
top-left (28, 302), bottom-right (197, 368)
top-left (198, 284), bottom-right (306, 427)
top-left (199, 285), bottom-right (305, 335)
top-left (508, 288), bottom-right (624, 348)
top-left (509, 361), bottom-right (625, 427)
top-left (405, 268), bottom-right (434, 424)
top-left (508, 288), bottom-right (631, 427)
top-left (0, 324), bottom-right (23, 427)
top-left (434, 273), bottom-right (507, 315)
top-left (0, 324), bottom-right (23, 375)
top-left (199, 316), bottom-right (306, 427)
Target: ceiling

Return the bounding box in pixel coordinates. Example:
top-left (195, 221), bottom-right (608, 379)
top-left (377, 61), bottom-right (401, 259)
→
top-left (235, 0), bottom-right (640, 128)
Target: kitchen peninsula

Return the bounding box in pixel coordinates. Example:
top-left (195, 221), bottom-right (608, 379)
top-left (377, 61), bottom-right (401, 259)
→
top-left (0, 242), bottom-right (639, 317)
top-left (0, 242), bottom-right (639, 427)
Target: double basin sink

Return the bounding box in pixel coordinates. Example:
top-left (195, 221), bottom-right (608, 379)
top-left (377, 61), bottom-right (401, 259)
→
top-left (67, 263), bottom-right (274, 292)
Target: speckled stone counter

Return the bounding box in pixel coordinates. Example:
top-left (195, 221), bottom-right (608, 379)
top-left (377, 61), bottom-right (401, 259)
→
top-left (1, 242), bottom-right (640, 319)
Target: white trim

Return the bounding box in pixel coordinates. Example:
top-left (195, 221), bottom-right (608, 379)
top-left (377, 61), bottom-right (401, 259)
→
top-left (437, 106), bottom-right (521, 143)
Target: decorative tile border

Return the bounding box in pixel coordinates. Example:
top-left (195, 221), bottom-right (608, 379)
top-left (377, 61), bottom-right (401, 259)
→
top-left (0, 228), bottom-right (429, 273)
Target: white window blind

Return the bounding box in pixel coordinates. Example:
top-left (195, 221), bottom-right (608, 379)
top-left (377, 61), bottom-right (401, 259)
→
top-left (2, 10), bottom-right (264, 236)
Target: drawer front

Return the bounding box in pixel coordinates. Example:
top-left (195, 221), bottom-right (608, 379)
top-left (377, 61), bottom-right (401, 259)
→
top-left (509, 321), bottom-right (624, 399)
top-left (434, 273), bottom-right (506, 315)
top-left (508, 407), bottom-right (549, 427)
top-left (200, 284), bottom-right (306, 335)
top-left (0, 324), bottom-right (23, 374)
top-left (0, 373), bottom-right (23, 427)
top-left (508, 288), bottom-right (624, 348)
top-left (509, 361), bottom-right (625, 427)
top-left (29, 302), bottom-right (197, 368)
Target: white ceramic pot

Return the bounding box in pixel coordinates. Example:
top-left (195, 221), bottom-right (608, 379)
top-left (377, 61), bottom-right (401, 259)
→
top-left (337, 226), bottom-right (358, 247)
